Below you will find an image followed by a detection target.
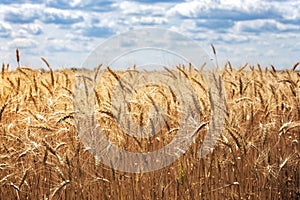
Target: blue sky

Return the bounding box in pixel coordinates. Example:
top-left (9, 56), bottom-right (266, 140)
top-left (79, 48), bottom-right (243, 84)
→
top-left (0, 0), bottom-right (299, 70)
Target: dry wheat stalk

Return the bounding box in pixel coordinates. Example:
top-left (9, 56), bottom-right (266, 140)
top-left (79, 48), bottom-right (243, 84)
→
top-left (16, 48), bottom-right (20, 67)
top-left (51, 180), bottom-right (70, 198)
top-left (0, 101), bottom-right (9, 122)
top-left (1, 63), bottom-right (5, 79)
top-left (41, 57), bottom-right (55, 87)
top-left (292, 62), bottom-right (299, 71)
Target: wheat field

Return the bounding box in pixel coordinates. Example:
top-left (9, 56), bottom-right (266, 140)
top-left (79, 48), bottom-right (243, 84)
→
top-left (0, 59), bottom-right (299, 199)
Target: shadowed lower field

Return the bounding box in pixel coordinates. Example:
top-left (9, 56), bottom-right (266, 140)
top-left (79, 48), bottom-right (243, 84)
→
top-left (0, 63), bottom-right (299, 199)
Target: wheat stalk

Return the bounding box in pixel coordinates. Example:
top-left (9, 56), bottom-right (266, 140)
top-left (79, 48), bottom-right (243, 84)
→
top-left (16, 48), bottom-right (20, 67)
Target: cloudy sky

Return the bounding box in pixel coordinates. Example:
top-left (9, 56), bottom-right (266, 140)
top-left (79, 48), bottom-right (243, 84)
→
top-left (0, 0), bottom-right (299, 70)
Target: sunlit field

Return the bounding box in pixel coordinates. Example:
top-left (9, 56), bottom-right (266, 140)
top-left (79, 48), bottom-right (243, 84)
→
top-left (0, 58), bottom-right (299, 199)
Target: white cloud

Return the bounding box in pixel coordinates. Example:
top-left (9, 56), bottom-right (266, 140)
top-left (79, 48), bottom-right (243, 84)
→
top-left (167, 0), bottom-right (299, 22)
top-left (218, 33), bottom-right (252, 43)
top-left (116, 1), bottom-right (166, 16)
top-left (8, 38), bottom-right (38, 49)
top-left (166, 1), bottom-right (209, 18)
top-left (45, 0), bottom-right (72, 8)
top-left (19, 23), bottom-right (43, 36)
top-left (0, 21), bottom-right (12, 37)
top-left (130, 16), bottom-right (168, 25)
top-left (0, 0), bottom-right (44, 4)
top-left (234, 19), bottom-right (300, 33)
top-left (270, 0), bottom-right (300, 20)
top-left (46, 38), bottom-right (91, 54)
top-left (3, 4), bottom-right (42, 24)
top-left (70, 0), bottom-right (82, 7)
top-left (42, 7), bottom-right (84, 24)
